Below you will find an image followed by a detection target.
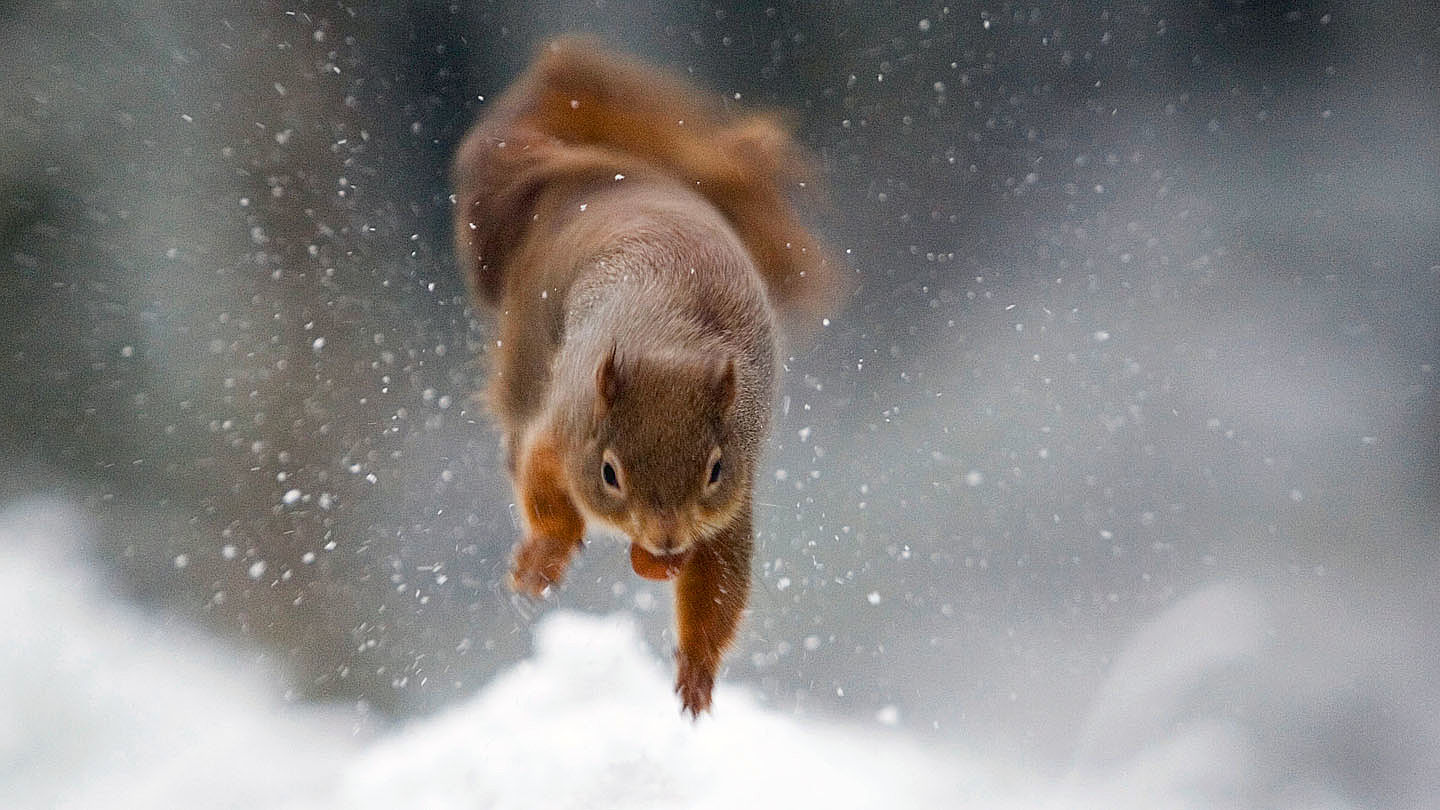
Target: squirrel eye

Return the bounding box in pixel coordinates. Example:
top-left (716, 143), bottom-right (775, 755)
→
top-left (602, 460), bottom-right (620, 490)
top-left (705, 448), bottom-right (723, 491)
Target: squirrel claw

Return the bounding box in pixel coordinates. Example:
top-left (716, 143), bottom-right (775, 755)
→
top-left (508, 536), bottom-right (570, 598)
top-left (506, 569), bottom-right (552, 600)
top-left (674, 651), bottom-right (715, 719)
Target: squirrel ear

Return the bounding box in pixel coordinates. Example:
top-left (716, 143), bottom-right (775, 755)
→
top-left (712, 357), bottom-right (737, 410)
top-left (596, 344), bottom-right (625, 409)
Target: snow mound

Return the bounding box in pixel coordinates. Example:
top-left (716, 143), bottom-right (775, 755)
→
top-left (338, 610), bottom-right (1015, 810)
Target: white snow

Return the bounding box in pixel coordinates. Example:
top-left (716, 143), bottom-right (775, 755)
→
top-left (0, 500), bottom-right (353, 810)
top-left (0, 499), bottom-right (1023, 809)
top-left (337, 613), bottom-right (1005, 810)
top-left (3, 498), bottom-right (1433, 809)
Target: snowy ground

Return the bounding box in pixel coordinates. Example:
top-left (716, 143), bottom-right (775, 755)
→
top-left (0, 500), bottom-right (356, 810)
top-left (9, 497), bottom-right (1434, 809)
top-left (0, 499), bottom-right (1011, 810)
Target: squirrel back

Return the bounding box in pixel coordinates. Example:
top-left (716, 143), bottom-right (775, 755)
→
top-left (451, 36), bottom-right (840, 332)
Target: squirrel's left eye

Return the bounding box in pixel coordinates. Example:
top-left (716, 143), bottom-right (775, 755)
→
top-left (709, 459), bottom-right (722, 485)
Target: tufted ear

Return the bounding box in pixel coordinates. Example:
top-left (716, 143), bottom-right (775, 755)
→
top-left (712, 357), bottom-right (736, 411)
top-left (596, 343), bottom-right (626, 410)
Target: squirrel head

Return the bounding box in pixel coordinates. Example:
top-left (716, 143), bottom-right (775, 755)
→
top-left (571, 344), bottom-right (748, 563)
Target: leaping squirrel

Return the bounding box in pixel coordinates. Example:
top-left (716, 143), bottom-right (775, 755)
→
top-left (452, 37), bottom-right (839, 716)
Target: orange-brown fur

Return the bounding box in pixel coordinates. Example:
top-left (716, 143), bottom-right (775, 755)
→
top-left (452, 37), bottom-right (838, 716)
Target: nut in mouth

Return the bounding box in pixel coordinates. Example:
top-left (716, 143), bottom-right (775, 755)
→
top-left (629, 543), bottom-right (693, 580)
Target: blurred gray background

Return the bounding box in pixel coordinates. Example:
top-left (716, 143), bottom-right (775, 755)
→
top-left (3, 0), bottom-right (1437, 803)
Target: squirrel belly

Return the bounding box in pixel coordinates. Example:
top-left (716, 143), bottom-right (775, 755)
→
top-left (451, 37), bottom-right (838, 718)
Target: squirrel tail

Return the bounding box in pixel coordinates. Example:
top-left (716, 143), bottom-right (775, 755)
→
top-left (452, 36), bottom-right (843, 332)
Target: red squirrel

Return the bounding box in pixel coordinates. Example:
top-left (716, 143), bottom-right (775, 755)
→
top-left (451, 37), bottom-right (838, 716)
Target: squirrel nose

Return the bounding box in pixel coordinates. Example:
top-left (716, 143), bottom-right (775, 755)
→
top-left (654, 514), bottom-right (680, 553)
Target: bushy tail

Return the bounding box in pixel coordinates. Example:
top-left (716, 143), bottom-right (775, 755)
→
top-left (452, 37), bottom-right (841, 330)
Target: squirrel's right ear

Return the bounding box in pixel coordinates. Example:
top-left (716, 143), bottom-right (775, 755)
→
top-left (596, 344), bottom-right (626, 409)
top-left (712, 357), bottom-right (737, 411)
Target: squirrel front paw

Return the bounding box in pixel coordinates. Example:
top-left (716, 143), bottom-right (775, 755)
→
top-left (674, 651), bottom-right (716, 718)
top-left (508, 536), bottom-right (575, 598)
